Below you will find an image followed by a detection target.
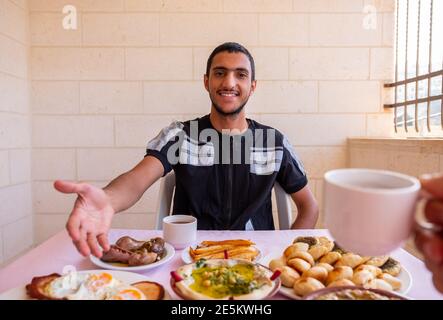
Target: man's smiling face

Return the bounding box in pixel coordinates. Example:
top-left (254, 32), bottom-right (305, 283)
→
top-left (204, 51), bottom-right (256, 116)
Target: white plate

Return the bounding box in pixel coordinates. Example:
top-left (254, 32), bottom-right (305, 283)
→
top-left (181, 245), bottom-right (262, 264)
top-left (90, 242), bottom-right (175, 271)
top-left (0, 269), bottom-right (170, 300)
top-left (260, 252), bottom-right (412, 300)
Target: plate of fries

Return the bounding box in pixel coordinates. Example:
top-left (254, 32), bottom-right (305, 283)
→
top-left (181, 239), bottom-right (261, 264)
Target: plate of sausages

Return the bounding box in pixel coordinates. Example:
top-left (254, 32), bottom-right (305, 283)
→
top-left (89, 236), bottom-right (175, 271)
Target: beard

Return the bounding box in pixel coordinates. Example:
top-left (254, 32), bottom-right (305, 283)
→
top-left (209, 92), bottom-right (250, 117)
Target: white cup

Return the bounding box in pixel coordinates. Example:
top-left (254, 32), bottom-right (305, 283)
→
top-left (323, 168), bottom-right (420, 256)
top-left (162, 215), bottom-right (197, 249)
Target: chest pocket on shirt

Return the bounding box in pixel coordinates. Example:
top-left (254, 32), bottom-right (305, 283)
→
top-left (179, 139), bottom-right (214, 166)
top-left (249, 148), bottom-right (283, 175)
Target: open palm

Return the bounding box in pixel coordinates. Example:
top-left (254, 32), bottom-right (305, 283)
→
top-left (54, 180), bottom-right (114, 257)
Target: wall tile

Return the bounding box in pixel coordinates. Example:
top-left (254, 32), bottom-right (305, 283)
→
top-left (290, 48), bottom-right (369, 80)
top-left (34, 213), bottom-right (69, 244)
top-left (259, 14), bottom-right (309, 46)
top-left (0, 73), bottom-right (29, 113)
top-left (30, 12), bottom-right (82, 46)
top-left (32, 48), bottom-right (124, 80)
top-left (0, 114), bottom-right (31, 148)
top-left (32, 81), bottom-right (79, 114)
top-left (0, 151), bottom-right (9, 187)
top-left (310, 14), bottom-right (382, 46)
top-left (293, 0), bottom-right (364, 12)
top-left (76, 148), bottom-right (142, 180)
top-left (32, 149), bottom-right (76, 180)
top-left (249, 81), bottom-right (317, 113)
top-left (82, 13), bottom-right (158, 46)
top-left (224, 0), bottom-right (291, 12)
top-left (115, 115), bottom-right (180, 147)
top-left (319, 81), bottom-right (380, 113)
top-left (80, 81), bottom-right (143, 114)
top-left (160, 14), bottom-right (258, 46)
top-left (0, 183), bottom-right (32, 226)
top-left (261, 114), bottom-right (366, 146)
top-left (33, 181), bottom-right (76, 213)
top-left (32, 115), bottom-right (114, 147)
top-left (143, 81), bottom-right (208, 115)
top-left (125, 0), bottom-right (222, 12)
top-left (126, 48), bottom-right (193, 80)
top-left (2, 215), bottom-right (33, 261)
top-left (29, 0), bottom-right (125, 12)
top-left (9, 149), bottom-right (31, 184)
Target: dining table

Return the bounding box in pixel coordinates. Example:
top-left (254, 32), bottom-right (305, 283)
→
top-left (0, 228), bottom-right (442, 300)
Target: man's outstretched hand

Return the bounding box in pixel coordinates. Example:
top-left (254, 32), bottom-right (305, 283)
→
top-left (54, 180), bottom-right (114, 258)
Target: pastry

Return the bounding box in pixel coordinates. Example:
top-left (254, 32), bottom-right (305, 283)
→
top-left (315, 262), bottom-right (334, 272)
top-left (269, 256), bottom-right (287, 272)
top-left (365, 255), bottom-right (389, 267)
top-left (326, 266), bottom-right (353, 285)
top-left (319, 251), bottom-right (342, 265)
top-left (293, 277), bottom-right (325, 297)
top-left (287, 258), bottom-right (311, 273)
top-left (308, 245), bottom-right (330, 260)
top-left (293, 237), bottom-right (318, 247)
top-left (284, 244), bottom-right (308, 259)
top-left (354, 264), bottom-right (382, 277)
top-left (352, 270), bottom-right (374, 286)
top-left (335, 253), bottom-right (365, 268)
top-left (280, 266), bottom-right (300, 288)
top-left (364, 278), bottom-right (393, 291)
top-left (327, 279), bottom-right (355, 288)
top-left (378, 273), bottom-right (402, 290)
top-left (317, 237), bottom-right (334, 252)
top-left (286, 251), bottom-right (315, 266)
top-left (380, 257), bottom-right (401, 277)
top-left (302, 266), bottom-right (328, 284)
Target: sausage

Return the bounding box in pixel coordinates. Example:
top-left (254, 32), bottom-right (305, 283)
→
top-left (128, 251), bottom-right (158, 266)
top-left (101, 245), bottom-right (132, 264)
top-left (115, 236), bottom-right (146, 251)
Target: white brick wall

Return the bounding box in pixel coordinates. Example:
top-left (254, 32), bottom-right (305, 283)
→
top-left (0, 0), bottom-right (400, 253)
top-left (0, 0), bottom-right (32, 265)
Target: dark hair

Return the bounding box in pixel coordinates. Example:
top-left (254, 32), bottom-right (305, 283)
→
top-left (206, 42), bottom-right (255, 81)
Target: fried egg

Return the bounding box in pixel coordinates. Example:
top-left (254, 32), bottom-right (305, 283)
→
top-left (45, 271), bottom-right (90, 299)
top-left (106, 286), bottom-right (146, 300)
top-left (45, 272), bottom-right (124, 300)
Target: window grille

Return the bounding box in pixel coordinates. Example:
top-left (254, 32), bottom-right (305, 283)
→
top-left (384, 0), bottom-right (443, 134)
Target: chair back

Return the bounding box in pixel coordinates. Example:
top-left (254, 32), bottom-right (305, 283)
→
top-left (154, 172), bottom-right (294, 230)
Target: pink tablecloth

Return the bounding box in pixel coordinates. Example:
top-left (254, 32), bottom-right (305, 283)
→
top-left (1, 229), bottom-right (442, 300)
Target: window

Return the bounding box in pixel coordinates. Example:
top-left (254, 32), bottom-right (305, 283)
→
top-left (384, 0), bottom-right (443, 136)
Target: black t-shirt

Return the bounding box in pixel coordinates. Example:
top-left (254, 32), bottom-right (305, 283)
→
top-left (145, 114), bottom-right (307, 230)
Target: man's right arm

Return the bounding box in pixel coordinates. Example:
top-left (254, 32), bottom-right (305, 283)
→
top-left (103, 155), bottom-right (165, 214)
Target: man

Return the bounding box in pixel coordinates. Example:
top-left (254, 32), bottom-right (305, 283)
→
top-left (55, 42), bottom-right (319, 258)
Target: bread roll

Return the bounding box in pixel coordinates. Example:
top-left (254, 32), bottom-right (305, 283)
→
top-left (364, 278), bottom-right (393, 291)
top-left (286, 251), bottom-right (315, 266)
top-left (293, 237), bottom-right (318, 247)
top-left (354, 264), bottom-right (382, 277)
top-left (287, 258), bottom-right (311, 273)
top-left (319, 252), bottom-right (342, 265)
top-left (302, 266), bottom-right (328, 284)
top-left (292, 242), bottom-right (310, 252)
top-left (365, 256), bottom-right (389, 267)
top-left (317, 237), bottom-right (334, 252)
top-left (327, 279), bottom-right (355, 288)
top-left (326, 266), bottom-right (353, 285)
top-left (269, 256), bottom-right (287, 272)
top-left (334, 253), bottom-right (364, 268)
top-left (284, 244), bottom-right (308, 259)
top-left (315, 263), bottom-right (334, 272)
top-left (308, 245), bottom-right (329, 260)
top-left (293, 277), bottom-right (325, 297)
top-left (280, 266), bottom-right (300, 288)
top-left (380, 257), bottom-right (401, 277)
top-left (352, 270), bottom-right (374, 286)
top-left (378, 273), bottom-right (401, 291)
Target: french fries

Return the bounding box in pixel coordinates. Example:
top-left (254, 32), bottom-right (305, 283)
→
top-left (189, 239), bottom-right (260, 262)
